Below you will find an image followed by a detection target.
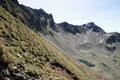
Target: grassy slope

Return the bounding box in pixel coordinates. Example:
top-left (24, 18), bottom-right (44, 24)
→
top-left (0, 6), bottom-right (94, 80)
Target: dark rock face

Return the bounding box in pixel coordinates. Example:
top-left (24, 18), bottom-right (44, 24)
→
top-left (0, 0), bottom-right (56, 32)
top-left (105, 45), bottom-right (116, 51)
top-left (12, 0), bottom-right (19, 4)
top-left (83, 22), bottom-right (106, 33)
top-left (58, 22), bottom-right (106, 34)
top-left (58, 22), bottom-right (86, 34)
top-left (106, 33), bottom-right (120, 44)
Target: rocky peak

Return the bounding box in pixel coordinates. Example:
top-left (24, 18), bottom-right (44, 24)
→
top-left (0, 0), bottom-right (56, 32)
top-left (36, 9), bottom-right (50, 18)
top-left (82, 22), bottom-right (106, 33)
top-left (47, 14), bottom-right (57, 31)
top-left (60, 22), bottom-right (69, 26)
top-left (58, 22), bottom-right (85, 34)
top-left (58, 22), bottom-right (106, 35)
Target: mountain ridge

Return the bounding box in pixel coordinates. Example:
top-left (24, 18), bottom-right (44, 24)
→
top-left (0, 0), bottom-right (120, 80)
top-left (57, 22), bottom-right (106, 35)
top-left (1, 0), bottom-right (119, 36)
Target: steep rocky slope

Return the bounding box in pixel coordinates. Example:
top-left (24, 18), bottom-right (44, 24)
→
top-left (0, 0), bottom-right (57, 32)
top-left (0, 5), bottom-right (96, 80)
top-left (0, 0), bottom-right (120, 80)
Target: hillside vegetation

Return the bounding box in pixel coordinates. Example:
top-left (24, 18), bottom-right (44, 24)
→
top-left (0, 6), bottom-right (94, 80)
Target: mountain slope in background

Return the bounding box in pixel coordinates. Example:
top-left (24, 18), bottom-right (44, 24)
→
top-left (1, 0), bottom-right (120, 80)
top-left (46, 22), bottom-right (120, 80)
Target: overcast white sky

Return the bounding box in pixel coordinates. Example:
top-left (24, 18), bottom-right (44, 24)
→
top-left (18, 0), bottom-right (120, 32)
